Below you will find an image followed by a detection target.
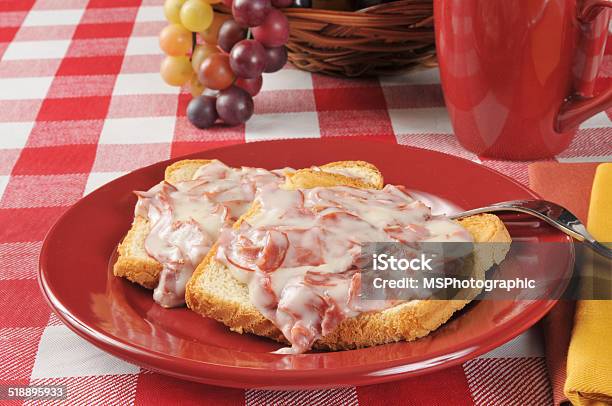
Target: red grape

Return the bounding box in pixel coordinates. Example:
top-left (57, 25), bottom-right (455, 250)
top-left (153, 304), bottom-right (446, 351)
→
top-left (216, 86), bottom-right (254, 125)
top-left (232, 0), bottom-right (271, 27)
top-left (198, 53), bottom-right (236, 90)
top-left (272, 0), bottom-right (293, 7)
top-left (236, 76), bottom-right (263, 96)
top-left (264, 46), bottom-right (288, 73)
top-left (191, 43), bottom-right (218, 72)
top-left (230, 40), bottom-right (266, 79)
top-left (218, 20), bottom-right (247, 53)
top-left (252, 9), bottom-right (289, 47)
top-left (187, 95), bottom-right (218, 128)
top-left (222, 0), bottom-right (232, 6)
top-left (200, 13), bottom-right (230, 44)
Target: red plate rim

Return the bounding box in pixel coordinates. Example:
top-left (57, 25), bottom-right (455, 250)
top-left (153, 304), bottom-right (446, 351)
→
top-left (38, 139), bottom-right (573, 389)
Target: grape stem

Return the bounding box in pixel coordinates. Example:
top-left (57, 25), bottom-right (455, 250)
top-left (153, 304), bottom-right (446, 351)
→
top-left (247, 28), bottom-right (252, 40)
top-left (191, 32), bottom-right (196, 58)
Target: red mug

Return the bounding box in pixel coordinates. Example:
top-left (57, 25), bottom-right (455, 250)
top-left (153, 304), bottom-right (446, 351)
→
top-left (434, 0), bottom-right (612, 160)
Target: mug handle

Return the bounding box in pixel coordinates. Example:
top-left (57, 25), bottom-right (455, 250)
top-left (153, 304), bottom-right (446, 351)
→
top-left (556, 0), bottom-right (612, 132)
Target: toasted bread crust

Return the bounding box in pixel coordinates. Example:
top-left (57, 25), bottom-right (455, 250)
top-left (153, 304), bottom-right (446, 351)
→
top-left (164, 159), bottom-right (212, 184)
top-left (285, 161), bottom-right (383, 190)
top-left (114, 160), bottom-right (385, 290)
top-left (113, 216), bottom-right (162, 289)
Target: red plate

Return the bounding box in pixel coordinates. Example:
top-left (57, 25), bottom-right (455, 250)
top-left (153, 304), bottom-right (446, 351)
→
top-left (39, 139), bottom-right (573, 389)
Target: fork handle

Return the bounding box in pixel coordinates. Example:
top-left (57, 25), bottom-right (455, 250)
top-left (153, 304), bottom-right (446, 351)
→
top-left (451, 200), bottom-right (612, 259)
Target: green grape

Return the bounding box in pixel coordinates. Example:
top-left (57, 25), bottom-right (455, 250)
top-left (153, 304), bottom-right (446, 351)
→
top-left (164, 0), bottom-right (186, 23)
top-left (159, 24), bottom-right (193, 56)
top-left (180, 0), bottom-right (214, 32)
top-left (160, 55), bottom-right (192, 86)
top-left (190, 74), bottom-right (206, 97)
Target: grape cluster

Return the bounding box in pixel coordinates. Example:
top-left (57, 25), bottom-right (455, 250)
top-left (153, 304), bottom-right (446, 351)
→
top-left (159, 0), bottom-right (290, 129)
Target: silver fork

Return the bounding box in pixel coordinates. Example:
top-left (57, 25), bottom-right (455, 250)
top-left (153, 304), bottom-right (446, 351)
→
top-left (450, 199), bottom-right (612, 259)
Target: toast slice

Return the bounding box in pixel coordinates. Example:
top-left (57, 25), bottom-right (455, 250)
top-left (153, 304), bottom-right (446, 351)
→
top-left (186, 177), bottom-right (511, 352)
top-left (113, 160), bottom-right (384, 292)
top-left (113, 159), bottom-right (213, 290)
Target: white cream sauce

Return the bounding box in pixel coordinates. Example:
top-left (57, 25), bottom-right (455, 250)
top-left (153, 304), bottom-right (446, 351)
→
top-left (134, 160), bottom-right (288, 308)
top-left (215, 184), bottom-right (473, 354)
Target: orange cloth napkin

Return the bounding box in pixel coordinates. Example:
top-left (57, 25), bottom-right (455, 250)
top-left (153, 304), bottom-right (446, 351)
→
top-left (527, 162), bottom-right (599, 405)
top-left (528, 162), bottom-right (599, 222)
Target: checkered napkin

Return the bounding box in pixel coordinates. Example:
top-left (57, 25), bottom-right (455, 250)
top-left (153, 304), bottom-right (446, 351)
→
top-left (1, 1), bottom-right (611, 405)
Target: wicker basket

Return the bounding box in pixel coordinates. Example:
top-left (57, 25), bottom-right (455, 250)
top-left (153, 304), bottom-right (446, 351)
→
top-left (215, 0), bottom-right (436, 77)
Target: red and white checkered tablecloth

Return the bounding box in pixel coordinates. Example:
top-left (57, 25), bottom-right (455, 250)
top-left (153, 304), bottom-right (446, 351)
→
top-left (1, 0), bottom-right (612, 405)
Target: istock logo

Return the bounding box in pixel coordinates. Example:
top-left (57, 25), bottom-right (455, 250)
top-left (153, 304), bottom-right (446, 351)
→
top-left (372, 253), bottom-right (435, 272)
